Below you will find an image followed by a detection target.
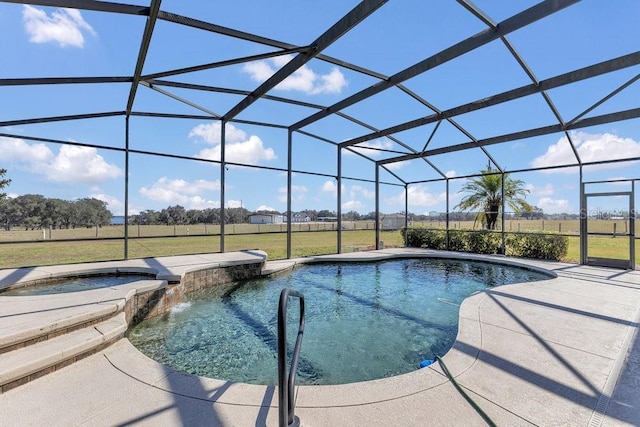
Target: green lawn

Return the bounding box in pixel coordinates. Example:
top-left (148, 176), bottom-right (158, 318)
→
top-left (1, 221), bottom-right (637, 269)
top-left (0, 229), bottom-right (404, 269)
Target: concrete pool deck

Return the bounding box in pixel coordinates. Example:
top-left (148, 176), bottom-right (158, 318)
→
top-left (0, 248), bottom-right (638, 426)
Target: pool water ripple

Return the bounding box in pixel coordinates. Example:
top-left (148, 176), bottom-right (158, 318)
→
top-left (127, 258), bottom-right (549, 385)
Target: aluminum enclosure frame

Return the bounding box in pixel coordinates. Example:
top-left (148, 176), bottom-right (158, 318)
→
top-left (1, 0), bottom-right (639, 266)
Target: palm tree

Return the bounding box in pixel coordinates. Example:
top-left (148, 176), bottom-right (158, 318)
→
top-left (455, 166), bottom-right (532, 230)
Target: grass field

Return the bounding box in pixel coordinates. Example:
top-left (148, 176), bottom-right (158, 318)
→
top-left (0, 220), bottom-right (637, 269)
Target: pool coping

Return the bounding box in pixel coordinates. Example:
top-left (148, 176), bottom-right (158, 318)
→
top-left (0, 248), bottom-right (639, 426)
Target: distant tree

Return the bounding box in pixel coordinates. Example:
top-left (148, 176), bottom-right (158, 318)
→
top-left (0, 198), bottom-right (22, 231)
top-left (135, 209), bottom-right (159, 225)
top-left (0, 169), bottom-right (10, 201)
top-left (74, 198), bottom-right (112, 227)
top-left (317, 209), bottom-right (336, 218)
top-left (522, 206), bottom-right (544, 220)
top-left (455, 166), bottom-right (532, 230)
top-left (200, 208), bottom-right (220, 224)
top-left (13, 194), bottom-right (46, 230)
top-left (42, 198), bottom-right (71, 229)
top-left (186, 209), bottom-right (203, 224)
top-left (159, 205), bottom-right (187, 225)
top-left (168, 205), bottom-right (187, 224)
top-left (226, 207), bottom-right (249, 224)
top-left (361, 211), bottom-right (377, 220)
top-left (342, 210), bottom-right (360, 221)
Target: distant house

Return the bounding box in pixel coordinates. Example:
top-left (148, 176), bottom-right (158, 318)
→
top-left (380, 213), bottom-right (406, 231)
top-left (285, 212), bottom-right (311, 223)
top-left (249, 214), bottom-right (283, 224)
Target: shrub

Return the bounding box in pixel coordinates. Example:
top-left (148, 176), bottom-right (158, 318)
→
top-left (447, 229), bottom-right (467, 252)
top-left (465, 230), bottom-right (500, 254)
top-left (401, 228), bottom-right (445, 250)
top-left (403, 227), bottom-right (568, 261)
top-left (506, 232), bottom-right (568, 261)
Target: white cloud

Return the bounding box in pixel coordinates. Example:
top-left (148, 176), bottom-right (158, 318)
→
top-left (349, 185), bottom-right (374, 200)
top-left (525, 183), bottom-right (555, 197)
top-left (227, 200), bottom-right (242, 208)
top-left (189, 122), bottom-right (248, 145)
top-left (346, 139), bottom-right (394, 158)
top-left (1, 137), bottom-right (122, 184)
top-left (2, 137), bottom-right (54, 163)
top-left (531, 131), bottom-right (640, 173)
top-left (242, 54), bottom-right (347, 95)
top-left (342, 200), bottom-right (363, 210)
top-left (538, 197), bottom-right (571, 214)
top-left (139, 177), bottom-right (221, 209)
top-left (322, 181), bottom-right (371, 205)
top-left (46, 145), bottom-right (122, 183)
top-left (339, 185), bottom-right (374, 211)
top-left (445, 170), bottom-right (457, 178)
top-left (384, 161), bottom-right (405, 171)
top-left (256, 205), bottom-right (276, 212)
top-left (190, 122), bottom-right (276, 165)
top-left (322, 180), bottom-right (338, 195)
top-left (22, 5), bottom-right (95, 48)
top-left (386, 185), bottom-right (447, 207)
top-left (90, 192), bottom-right (123, 216)
top-left (278, 185), bottom-right (308, 202)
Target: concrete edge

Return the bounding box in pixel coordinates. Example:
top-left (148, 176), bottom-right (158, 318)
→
top-left (0, 313), bottom-right (127, 387)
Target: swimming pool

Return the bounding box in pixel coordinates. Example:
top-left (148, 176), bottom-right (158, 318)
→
top-left (127, 257), bottom-right (550, 385)
top-left (1, 273), bottom-right (153, 296)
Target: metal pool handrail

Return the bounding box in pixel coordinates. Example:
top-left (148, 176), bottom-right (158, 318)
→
top-left (278, 288), bottom-right (305, 427)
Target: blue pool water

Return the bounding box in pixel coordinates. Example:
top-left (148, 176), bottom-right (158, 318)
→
top-left (1, 274), bottom-right (151, 296)
top-left (127, 258), bottom-right (550, 385)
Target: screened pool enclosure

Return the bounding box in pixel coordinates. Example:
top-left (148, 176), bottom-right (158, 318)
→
top-left (0, 0), bottom-right (638, 269)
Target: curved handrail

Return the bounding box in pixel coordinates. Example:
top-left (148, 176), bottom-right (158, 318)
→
top-left (277, 288), bottom-right (305, 427)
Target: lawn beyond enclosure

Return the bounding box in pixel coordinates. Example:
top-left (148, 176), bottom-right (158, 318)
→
top-left (0, 219), bottom-right (637, 268)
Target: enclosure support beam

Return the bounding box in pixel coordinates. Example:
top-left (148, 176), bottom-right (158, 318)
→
top-left (404, 184), bottom-right (409, 248)
top-left (631, 181), bottom-right (636, 270)
top-left (0, 111), bottom-right (124, 128)
top-left (580, 170), bottom-right (586, 265)
top-left (222, 0), bottom-right (387, 122)
top-left (287, 130), bottom-right (293, 259)
top-left (380, 107), bottom-right (640, 165)
top-left (0, 0), bottom-right (150, 15)
top-left (124, 116), bottom-right (130, 260)
top-left (343, 51), bottom-right (640, 150)
top-left (501, 172), bottom-right (506, 255)
top-left (292, 0), bottom-right (579, 131)
top-left (337, 149), bottom-right (343, 254)
top-left (375, 165), bottom-right (380, 250)
top-left (446, 179), bottom-right (450, 250)
top-left (125, 0), bottom-right (161, 116)
top-left (220, 122), bottom-right (227, 253)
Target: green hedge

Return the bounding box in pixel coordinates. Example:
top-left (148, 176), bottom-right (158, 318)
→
top-left (401, 227), bottom-right (568, 261)
top-left (505, 232), bottom-right (569, 261)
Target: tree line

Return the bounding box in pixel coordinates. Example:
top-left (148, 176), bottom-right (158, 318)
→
top-left (0, 193), bottom-right (549, 232)
top-left (131, 207), bottom-right (379, 225)
top-left (0, 167), bottom-right (548, 232)
top-left (0, 194), bottom-right (112, 231)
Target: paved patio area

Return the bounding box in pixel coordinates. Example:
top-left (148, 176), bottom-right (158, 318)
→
top-left (0, 249), bottom-right (638, 426)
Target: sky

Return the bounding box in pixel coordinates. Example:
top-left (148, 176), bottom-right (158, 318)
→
top-left (1, 0), bottom-right (639, 217)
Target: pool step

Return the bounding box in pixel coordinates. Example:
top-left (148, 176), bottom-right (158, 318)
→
top-left (0, 312), bottom-right (127, 393)
top-left (0, 279), bottom-right (168, 392)
top-left (0, 300), bottom-right (123, 355)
